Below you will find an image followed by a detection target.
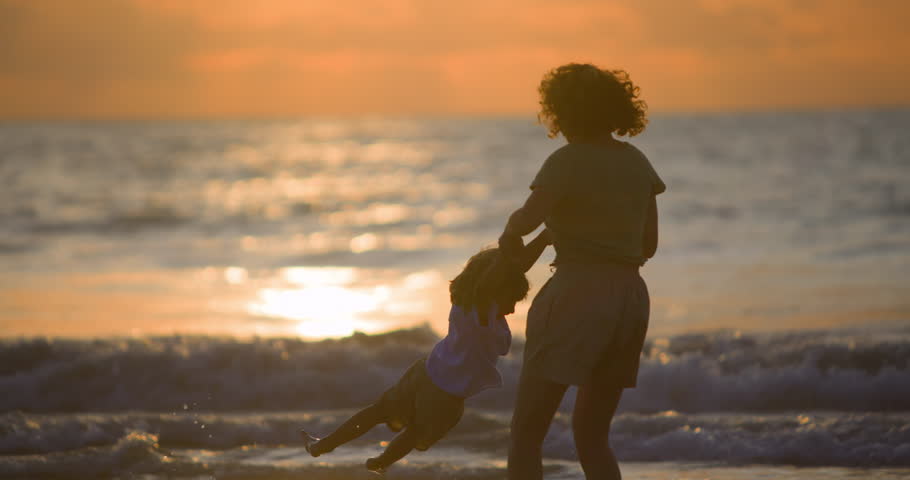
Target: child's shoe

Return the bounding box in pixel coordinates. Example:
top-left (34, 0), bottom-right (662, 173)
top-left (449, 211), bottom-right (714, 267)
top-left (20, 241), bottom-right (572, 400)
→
top-left (365, 457), bottom-right (387, 474)
top-left (300, 430), bottom-right (321, 457)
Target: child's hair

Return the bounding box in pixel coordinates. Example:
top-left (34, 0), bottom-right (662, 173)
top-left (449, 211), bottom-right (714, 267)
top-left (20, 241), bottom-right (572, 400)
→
top-left (537, 63), bottom-right (647, 139)
top-left (449, 248), bottom-right (530, 314)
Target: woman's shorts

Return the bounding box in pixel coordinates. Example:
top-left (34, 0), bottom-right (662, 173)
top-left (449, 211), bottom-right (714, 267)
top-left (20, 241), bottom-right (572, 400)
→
top-left (523, 262), bottom-right (650, 387)
top-left (377, 358), bottom-right (465, 450)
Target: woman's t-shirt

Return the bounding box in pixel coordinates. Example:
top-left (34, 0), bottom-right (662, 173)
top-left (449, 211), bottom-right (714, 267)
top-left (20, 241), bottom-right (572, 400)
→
top-left (531, 142), bottom-right (665, 266)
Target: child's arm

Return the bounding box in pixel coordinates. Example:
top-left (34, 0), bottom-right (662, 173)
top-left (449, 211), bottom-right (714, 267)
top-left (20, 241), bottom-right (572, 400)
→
top-left (513, 229), bottom-right (551, 273)
top-left (483, 304), bottom-right (512, 354)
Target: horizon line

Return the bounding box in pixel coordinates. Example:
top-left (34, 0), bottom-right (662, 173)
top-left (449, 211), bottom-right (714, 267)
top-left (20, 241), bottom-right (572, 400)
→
top-left (1, 105), bottom-right (908, 124)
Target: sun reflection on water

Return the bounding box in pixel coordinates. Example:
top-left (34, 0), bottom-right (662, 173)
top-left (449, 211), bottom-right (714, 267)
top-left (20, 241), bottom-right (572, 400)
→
top-left (282, 266), bottom-right (356, 286)
top-left (246, 266), bottom-right (446, 339)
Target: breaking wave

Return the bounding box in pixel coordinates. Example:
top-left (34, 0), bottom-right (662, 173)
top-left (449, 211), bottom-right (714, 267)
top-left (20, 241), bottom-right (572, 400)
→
top-left (2, 326), bottom-right (909, 413)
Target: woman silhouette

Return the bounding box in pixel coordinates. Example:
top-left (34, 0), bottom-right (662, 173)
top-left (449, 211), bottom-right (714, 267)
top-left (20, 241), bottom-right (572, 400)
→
top-left (500, 63), bottom-right (665, 480)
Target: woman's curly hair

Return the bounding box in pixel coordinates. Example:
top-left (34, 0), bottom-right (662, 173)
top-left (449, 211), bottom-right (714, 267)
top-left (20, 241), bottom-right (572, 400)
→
top-left (450, 248), bottom-right (529, 321)
top-left (538, 63), bottom-right (648, 139)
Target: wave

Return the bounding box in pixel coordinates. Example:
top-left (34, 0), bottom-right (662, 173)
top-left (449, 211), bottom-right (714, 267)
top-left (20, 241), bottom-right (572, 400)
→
top-left (0, 429), bottom-right (209, 479)
top-left (0, 430), bottom-right (507, 480)
top-left (2, 326), bottom-right (909, 413)
top-left (2, 410), bottom-right (909, 467)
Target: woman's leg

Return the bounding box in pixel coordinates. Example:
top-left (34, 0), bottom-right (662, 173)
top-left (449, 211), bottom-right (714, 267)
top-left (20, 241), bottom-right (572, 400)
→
top-left (309, 403), bottom-right (385, 456)
top-left (365, 427), bottom-right (418, 471)
top-left (572, 380), bottom-right (624, 480)
top-left (507, 371), bottom-right (569, 480)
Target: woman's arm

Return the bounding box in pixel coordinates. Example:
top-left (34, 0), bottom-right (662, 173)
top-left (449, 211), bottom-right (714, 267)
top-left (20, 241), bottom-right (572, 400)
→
top-left (503, 187), bottom-right (556, 237)
top-left (642, 195), bottom-right (658, 261)
top-left (499, 187), bottom-right (557, 265)
top-left (475, 229), bottom-right (550, 327)
top-left (514, 229), bottom-right (551, 273)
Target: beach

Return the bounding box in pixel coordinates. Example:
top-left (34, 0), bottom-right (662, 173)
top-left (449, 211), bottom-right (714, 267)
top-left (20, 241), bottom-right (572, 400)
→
top-left (2, 112), bottom-right (909, 477)
top-left (2, 328), bottom-right (910, 478)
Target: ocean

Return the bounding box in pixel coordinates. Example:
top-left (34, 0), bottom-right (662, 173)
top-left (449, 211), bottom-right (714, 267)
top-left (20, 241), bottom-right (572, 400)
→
top-left (1, 111), bottom-right (909, 478)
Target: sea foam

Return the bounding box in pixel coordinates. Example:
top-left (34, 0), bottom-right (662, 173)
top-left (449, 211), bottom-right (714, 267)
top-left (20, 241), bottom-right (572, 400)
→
top-left (2, 327), bottom-right (909, 413)
top-left (2, 410), bottom-right (909, 467)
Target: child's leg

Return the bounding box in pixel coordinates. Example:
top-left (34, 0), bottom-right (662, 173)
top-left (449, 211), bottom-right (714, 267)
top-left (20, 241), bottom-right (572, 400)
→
top-left (309, 403), bottom-right (386, 456)
top-left (365, 427), bottom-right (418, 471)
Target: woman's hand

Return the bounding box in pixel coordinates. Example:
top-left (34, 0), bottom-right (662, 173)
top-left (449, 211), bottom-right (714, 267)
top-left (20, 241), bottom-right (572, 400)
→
top-left (499, 186), bottom-right (557, 271)
top-left (538, 228), bottom-right (553, 246)
top-left (498, 231), bottom-right (525, 267)
top-left (500, 228), bottom-right (552, 273)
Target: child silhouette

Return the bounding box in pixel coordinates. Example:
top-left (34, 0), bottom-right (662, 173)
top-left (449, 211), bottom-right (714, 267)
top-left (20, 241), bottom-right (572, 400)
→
top-left (302, 231), bottom-right (550, 472)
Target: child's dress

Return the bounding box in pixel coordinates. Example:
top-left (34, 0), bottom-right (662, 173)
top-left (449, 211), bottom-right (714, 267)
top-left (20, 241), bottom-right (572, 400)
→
top-left (426, 303), bottom-right (512, 396)
top-left (376, 303), bottom-right (511, 450)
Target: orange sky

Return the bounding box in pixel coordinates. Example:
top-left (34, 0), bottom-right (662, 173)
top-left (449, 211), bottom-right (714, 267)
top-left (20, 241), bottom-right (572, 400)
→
top-left (1, 0), bottom-right (908, 118)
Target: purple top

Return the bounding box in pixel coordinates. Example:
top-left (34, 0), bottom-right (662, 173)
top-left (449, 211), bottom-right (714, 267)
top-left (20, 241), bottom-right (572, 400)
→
top-left (425, 304), bottom-right (512, 398)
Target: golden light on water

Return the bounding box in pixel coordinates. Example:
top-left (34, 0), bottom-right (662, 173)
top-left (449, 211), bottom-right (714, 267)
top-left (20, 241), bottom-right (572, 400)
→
top-left (282, 267), bottom-right (357, 286)
top-left (251, 286), bottom-right (389, 338)
top-left (246, 266), bottom-right (446, 338)
top-left (223, 267), bottom-right (249, 285)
